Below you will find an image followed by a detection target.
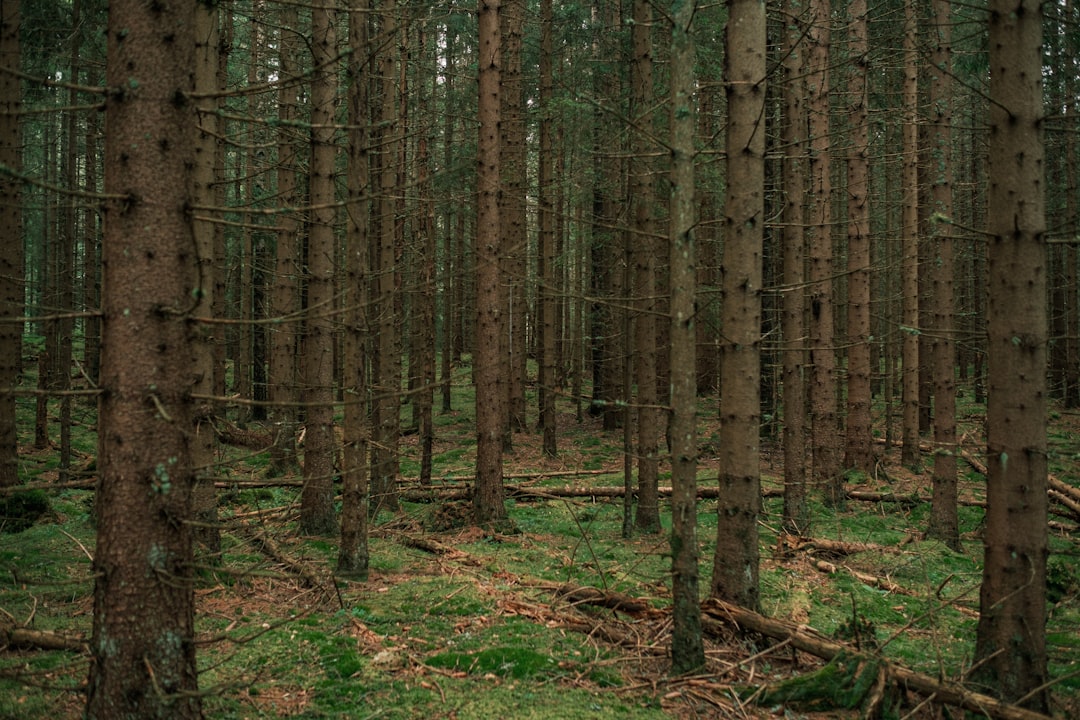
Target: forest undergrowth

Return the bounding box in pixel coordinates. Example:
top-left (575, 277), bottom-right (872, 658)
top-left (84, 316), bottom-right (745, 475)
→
top-left (2, 366), bottom-right (1080, 718)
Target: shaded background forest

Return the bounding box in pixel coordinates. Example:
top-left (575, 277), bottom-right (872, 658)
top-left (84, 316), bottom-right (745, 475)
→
top-left (0, 0), bottom-right (1078, 716)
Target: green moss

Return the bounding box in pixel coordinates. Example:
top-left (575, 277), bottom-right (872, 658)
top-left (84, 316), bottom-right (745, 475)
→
top-left (426, 646), bottom-right (558, 679)
top-left (0, 489), bottom-right (51, 533)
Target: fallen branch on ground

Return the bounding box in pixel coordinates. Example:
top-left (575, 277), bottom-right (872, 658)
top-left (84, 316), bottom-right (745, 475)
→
top-left (0, 621), bottom-right (87, 653)
top-left (229, 524), bottom-right (326, 590)
top-left (702, 598), bottom-right (1051, 720)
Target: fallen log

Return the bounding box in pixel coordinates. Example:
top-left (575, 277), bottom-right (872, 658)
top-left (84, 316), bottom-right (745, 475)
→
top-left (702, 598), bottom-right (1052, 720)
top-left (551, 583), bottom-right (651, 614)
top-left (0, 622), bottom-right (87, 653)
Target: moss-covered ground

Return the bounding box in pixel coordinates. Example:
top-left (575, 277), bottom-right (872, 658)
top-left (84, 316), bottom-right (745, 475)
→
top-left (2, 360), bottom-right (1079, 718)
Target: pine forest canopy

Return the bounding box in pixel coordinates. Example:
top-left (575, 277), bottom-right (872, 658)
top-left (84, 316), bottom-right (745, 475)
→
top-left (0, 0), bottom-right (1074, 715)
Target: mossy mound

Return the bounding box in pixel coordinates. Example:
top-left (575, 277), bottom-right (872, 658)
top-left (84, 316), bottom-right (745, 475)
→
top-left (0, 489), bottom-right (51, 533)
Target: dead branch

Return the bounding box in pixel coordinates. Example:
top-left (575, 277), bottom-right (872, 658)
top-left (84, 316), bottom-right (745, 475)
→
top-left (551, 583), bottom-right (651, 614)
top-left (0, 621), bottom-right (88, 653)
top-left (702, 598), bottom-right (1052, 720)
top-left (229, 524), bottom-right (325, 590)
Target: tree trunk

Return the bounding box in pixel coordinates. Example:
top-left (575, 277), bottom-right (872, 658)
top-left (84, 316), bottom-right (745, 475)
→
top-left (712, 0), bottom-right (765, 612)
top-left (973, 0), bottom-right (1049, 710)
top-left (300, 0), bottom-right (339, 536)
top-left (0, 0), bottom-right (21, 489)
top-left (538, 0), bottom-right (558, 459)
top-left (844, 0), bottom-right (874, 475)
top-left (926, 0), bottom-right (959, 551)
top-left (372, 4), bottom-right (401, 514)
top-left (667, 0), bottom-right (704, 675)
top-left (901, 1), bottom-right (921, 469)
top-left (338, 0), bottom-right (371, 579)
top-left (474, 0), bottom-right (509, 530)
top-left (87, 0), bottom-right (201, 712)
top-left (781, 0), bottom-right (808, 534)
top-left (268, 5), bottom-right (302, 477)
top-left (807, 0), bottom-right (841, 503)
top-left (631, 0), bottom-right (659, 534)
top-left (191, 0), bottom-right (221, 552)
top-left (501, 0), bottom-right (527, 438)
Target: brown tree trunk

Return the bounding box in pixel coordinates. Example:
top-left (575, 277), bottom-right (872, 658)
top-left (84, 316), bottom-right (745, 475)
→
top-left (844, 0), bottom-right (874, 474)
top-left (926, 0), bottom-right (959, 550)
top-left (631, 0), bottom-right (659, 534)
top-left (973, 0), bottom-right (1049, 710)
top-left (372, 5), bottom-right (401, 514)
top-left (268, 5), bottom-right (302, 476)
top-left (300, 0), bottom-right (339, 536)
top-left (474, 0), bottom-right (509, 529)
top-left (589, 0), bottom-right (624, 432)
top-left (668, 0), bottom-right (704, 675)
top-left (0, 0), bottom-right (21, 489)
top-left (501, 0), bottom-right (527, 438)
top-left (781, 0), bottom-right (808, 534)
top-left (439, 25), bottom-right (457, 415)
top-left (538, 0), bottom-right (558, 459)
top-left (901, 0), bottom-right (921, 469)
top-left (712, 0), bottom-right (765, 611)
top-left (87, 0), bottom-right (201, 712)
top-left (807, 0), bottom-right (841, 503)
top-left (191, 0), bottom-right (221, 552)
top-left (338, 0), bottom-right (371, 579)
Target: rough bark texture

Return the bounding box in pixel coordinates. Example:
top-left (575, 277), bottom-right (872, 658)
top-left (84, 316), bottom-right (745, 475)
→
top-left (781, 0), bottom-right (808, 534)
top-left (667, 0), bottom-right (704, 675)
top-left (806, 0), bottom-right (841, 503)
top-left (338, 0), bottom-right (371, 579)
top-left (300, 1), bottom-right (339, 536)
top-left (268, 4), bottom-right (301, 477)
top-left (372, 5), bottom-right (401, 514)
top-left (538, 0), bottom-right (558, 459)
top-left (900, 1), bottom-right (921, 469)
top-left (843, 0), bottom-right (874, 474)
top-left (474, 0), bottom-right (509, 529)
top-left (630, 0), bottom-right (659, 534)
top-left (712, 0), bottom-right (765, 611)
top-left (0, 0), bottom-right (22, 489)
top-left (86, 0), bottom-right (201, 714)
top-left (926, 0), bottom-right (959, 550)
top-left (191, 0), bottom-right (221, 553)
top-left (501, 0), bottom-right (527, 437)
top-left (973, 0), bottom-right (1049, 711)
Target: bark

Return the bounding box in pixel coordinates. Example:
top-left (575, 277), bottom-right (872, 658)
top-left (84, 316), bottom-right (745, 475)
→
top-left (501, 0), bottom-right (527, 437)
top-left (190, 0), bottom-right (221, 553)
top-left (538, 0), bottom-right (557, 459)
top-left (631, 0), bottom-right (659, 534)
top-left (300, 0), bottom-right (339, 537)
top-left (588, 0), bottom-right (624, 432)
top-left (0, 0), bottom-right (22, 488)
top-left (926, 0), bottom-right (959, 551)
top-left (338, 0), bottom-right (371, 580)
top-left (268, 5), bottom-right (302, 477)
top-left (87, 0), bottom-right (201, 712)
top-left (473, 0), bottom-right (509, 529)
top-left (667, 0), bottom-right (704, 674)
top-left (712, 0), bottom-right (765, 611)
top-left (780, 0), bottom-right (808, 533)
top-left (372, 4), bottom-right (402, 514)
top-left (973, 0), bottom-right (1049, 710)
top-left (806, 0), bottom-right (841, 503)
top-left (901, 1), bottom-right (921, 469)
top-left (843, 0), bottom-right (874, 474)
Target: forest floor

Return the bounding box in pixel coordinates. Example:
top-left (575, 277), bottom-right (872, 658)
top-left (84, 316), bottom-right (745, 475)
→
top-left (2, 367), bottom-right (1080, 718)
